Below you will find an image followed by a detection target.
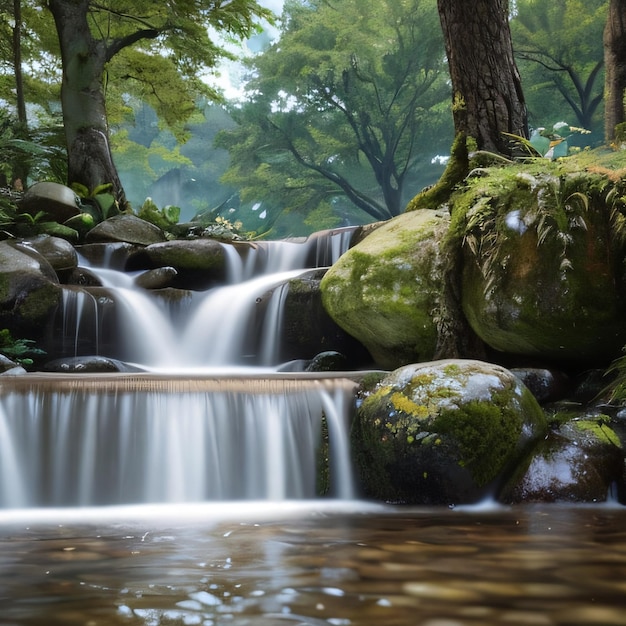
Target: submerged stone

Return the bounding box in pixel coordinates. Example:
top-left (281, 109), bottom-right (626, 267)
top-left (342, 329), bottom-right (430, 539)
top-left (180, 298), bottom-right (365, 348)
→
top-left (320, 210), bottom-right (450, 369)
top-left (352, 359), bottom-right (547, 505)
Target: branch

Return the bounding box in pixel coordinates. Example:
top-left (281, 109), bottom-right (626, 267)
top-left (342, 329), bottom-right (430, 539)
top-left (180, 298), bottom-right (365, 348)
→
top-left (105, 28), bottom-right (161, 62)
top-left (267, 118), bottom-right (390, 221)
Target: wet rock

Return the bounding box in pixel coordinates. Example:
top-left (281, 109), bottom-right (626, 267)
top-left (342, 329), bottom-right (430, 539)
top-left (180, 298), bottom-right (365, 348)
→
top-left (42, 356), bottom-right (144, 373)
top-left (76, 242), bottom-right (144, 270)
top-left (85, 214), bottom-right (167, 246)
top-left (0, 354), bottom-right (26, 375)
top-left (0, 240), bottom-right (62, 338)
top-left (134, 267), bottom-right (178, 290)
top-left (64, 267), bottom-right (103, 287)
top-left (305, 351), bottom-right (348, 372)
top-left (500, 414), bottom-right (624, 503)
top-left (511, 367), bottom-right (571, 404)
top-left (282, 270), bottom-right (371, 367)
top-left (352, 359), bottom-right (547, 505)
top-left (20, 234), bottom-right (78, 273)
top-left (126, 238), bottom-right (227, 289)
top-left (20, 181), bottom-right (80, 222)
top-left (321, 209), bottom-right (450, 369)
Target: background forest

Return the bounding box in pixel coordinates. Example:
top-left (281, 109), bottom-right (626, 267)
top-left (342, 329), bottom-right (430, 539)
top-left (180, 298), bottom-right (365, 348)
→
top-left (0, 0), bottom-right (610, 237)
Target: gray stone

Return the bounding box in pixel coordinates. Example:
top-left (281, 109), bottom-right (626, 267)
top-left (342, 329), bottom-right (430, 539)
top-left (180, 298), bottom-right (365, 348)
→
top-left (85, 214), bottom-right (167, 246)
top-left (21, 234), bottom-right (78, 272)
top-left (20, 181), bottom-right (80, 222)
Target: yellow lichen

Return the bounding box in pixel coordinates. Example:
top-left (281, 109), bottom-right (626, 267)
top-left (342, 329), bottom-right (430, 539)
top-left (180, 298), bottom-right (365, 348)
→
top-left (391, 392), bottom-right (429, 419)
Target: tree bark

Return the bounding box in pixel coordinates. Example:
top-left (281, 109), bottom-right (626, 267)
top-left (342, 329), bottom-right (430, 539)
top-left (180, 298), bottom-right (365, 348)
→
top-left (604, 0), bottom-right (626, 142)
top-left (437, 0), bottom-right (528, 155)
top-left (48, 0), bottom-right (128, 208)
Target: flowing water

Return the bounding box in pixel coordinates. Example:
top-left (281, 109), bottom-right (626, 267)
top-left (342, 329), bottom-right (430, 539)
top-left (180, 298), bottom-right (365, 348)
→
top-left (3, 228), bottom-right (626, 624)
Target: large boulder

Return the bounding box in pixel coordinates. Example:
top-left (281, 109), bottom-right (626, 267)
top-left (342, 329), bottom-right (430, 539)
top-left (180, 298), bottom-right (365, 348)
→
top-left (500, 413), bottom-right (624, 503)
top-left (352, 359), bottom-right (547, 505)
top-left (0, 240), bottom-right (62, 338)
top-left (320, 209), bottom-right (450, 369)
top-left (457, 168), bottom-right (626, 365)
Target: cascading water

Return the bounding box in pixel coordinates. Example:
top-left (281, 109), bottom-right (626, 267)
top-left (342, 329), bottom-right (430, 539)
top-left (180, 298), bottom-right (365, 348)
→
top-left (0, 228), bottom-right (360, 509)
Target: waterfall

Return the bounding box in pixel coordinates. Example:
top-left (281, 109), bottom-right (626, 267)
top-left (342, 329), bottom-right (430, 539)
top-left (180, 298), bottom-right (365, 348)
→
top-left (0, 376), bottom-right (358, 509)
top-left (2, 228), bottom-right (362, 509)
top-left (60, 229), bottom-right (356, 371)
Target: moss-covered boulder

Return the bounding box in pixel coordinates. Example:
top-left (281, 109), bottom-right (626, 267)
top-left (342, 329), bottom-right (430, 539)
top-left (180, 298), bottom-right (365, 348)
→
top-left (500, 413), bottom-right (624, 503)
top-left (0, 240), bottom-right (62, 339)
top-left (320, 210), bottom-right (450, 369)
top-left (455, 164), bottom-right (626, 364)
top-left (352, 359), bottom-right (547, 505)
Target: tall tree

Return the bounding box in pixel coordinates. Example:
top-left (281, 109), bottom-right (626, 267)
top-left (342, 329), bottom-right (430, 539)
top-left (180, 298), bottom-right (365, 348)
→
top-left (46, 0), bottom-right (273, 208)
top-left (604, 0), bottom-right (626, 141)
top-left (218, 0), bottom-right (450, 227)
top-left (512, 0), bottom-right (607, 133)
top-left (437, 0), bottom-right (528, 154)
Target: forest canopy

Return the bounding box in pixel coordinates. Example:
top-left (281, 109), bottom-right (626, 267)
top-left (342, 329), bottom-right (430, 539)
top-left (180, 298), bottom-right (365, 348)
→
top-left (0, 0), bottom-right (615, 237)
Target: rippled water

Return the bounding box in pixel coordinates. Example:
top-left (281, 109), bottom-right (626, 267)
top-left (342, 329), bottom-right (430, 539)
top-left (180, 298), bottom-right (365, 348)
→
top-left (1, 502), bottom-right (626, 626)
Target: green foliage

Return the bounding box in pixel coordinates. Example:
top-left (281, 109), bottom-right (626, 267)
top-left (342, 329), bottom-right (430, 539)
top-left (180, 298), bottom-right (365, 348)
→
top-left (137, 197), bottom-right (181, 233)
top-left (190, 205), bottom-right (252, 241)
top-left (512, 0), bottom-right (607, 134)
top-left (0, 193), bottom-right (79, 241)
top-left (0, 110), bottom-right (64, 186)
top-left (217, 0), bottom-right (452, 231)
top-left (529, 122), bottom-right (592, 158)
top-left (0, 328), bottom-right (45, 367)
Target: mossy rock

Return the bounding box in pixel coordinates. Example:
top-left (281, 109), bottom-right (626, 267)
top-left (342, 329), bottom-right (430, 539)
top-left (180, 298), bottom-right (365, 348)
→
top-left (454, 164), bottom-right (626, 364)
top-left (320, 210), bottom-right (450, 370)
top-left (0, 241), bottom-right (62, 339)
top-left (500, 413), bottom-right (624, 503)
top-left (352, 359), bottom-right (547, 505)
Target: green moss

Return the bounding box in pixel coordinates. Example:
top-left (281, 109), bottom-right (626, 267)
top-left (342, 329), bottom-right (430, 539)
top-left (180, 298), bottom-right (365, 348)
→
top-left (572, 418), bottom-right (622, 448)
top-left (406, 133), bottom-right (470, 212)
top-left (443, 363), bottom-right (462, 376)
top-left (432, 389), bottom-right (525, 486)
top-left (20, 284), bottom-right (61, 321)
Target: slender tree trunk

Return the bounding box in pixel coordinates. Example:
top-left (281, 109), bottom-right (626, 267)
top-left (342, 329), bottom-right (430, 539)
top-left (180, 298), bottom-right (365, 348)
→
top-left (12, 0), bottom-right (29, 186)
top-left (13, 0), bottom-right (26, 128)
top-left (48, 0), bottom-right (128, 208)
top-left (604, 0), bottom-right (626, 143)
top-left (437, 0), bottom-right (528, 155)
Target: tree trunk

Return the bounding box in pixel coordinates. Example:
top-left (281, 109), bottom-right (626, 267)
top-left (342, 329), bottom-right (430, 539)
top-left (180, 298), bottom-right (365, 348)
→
top-left (13, 0), bottom-right (26, 128)
top-left (437, 0), bottom-right (528, 155)
top-left (604, 0), bottom-right (626, 143)
top-left (48, 0), bottom-right (128, 208)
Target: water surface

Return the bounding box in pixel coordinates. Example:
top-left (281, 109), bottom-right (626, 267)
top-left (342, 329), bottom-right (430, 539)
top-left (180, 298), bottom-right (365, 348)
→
top-left (1, 502), bottom-right (625, 625)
